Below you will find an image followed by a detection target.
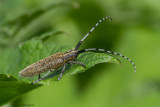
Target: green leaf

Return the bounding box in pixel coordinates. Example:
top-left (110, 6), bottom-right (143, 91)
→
top-left (0, 81), bottom-right (41, 106)
top-left (0, 33), bottom-right (121, 82)
top-left (15, 39), bottom-right (121, 83)
top-left (1, 2), bottom-right (78, 27)
top-left (0, 35), bottom-right (120, 106)
top-left (0, 2), bottom-right (78, 47)
top-left (0, 35), bottom-right (118, 82)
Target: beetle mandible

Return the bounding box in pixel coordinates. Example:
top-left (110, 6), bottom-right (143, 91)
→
top-left (19, 16), bottom-right (136, 84)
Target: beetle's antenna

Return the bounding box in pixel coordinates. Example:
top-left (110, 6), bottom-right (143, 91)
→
top-left (75, 16), bottom-right (112, 50)
top-left (78, 48), bottom-right (136, 72)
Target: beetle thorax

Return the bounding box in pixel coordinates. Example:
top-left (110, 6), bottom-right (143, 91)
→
top-left (63, 50), bottom-right (77, 62)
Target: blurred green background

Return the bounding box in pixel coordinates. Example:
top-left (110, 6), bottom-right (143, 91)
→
top-left (0, 0), bottom-right (160, 107)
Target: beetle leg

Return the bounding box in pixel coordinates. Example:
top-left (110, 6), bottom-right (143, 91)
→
top-left (38, 74), bottom-right (41, 79)
top-left (58, 64), bottom-right (66, 81)
top-left (33, 70), bottom-right (51, 84)
top-left (68, 61), bottom-right (86, 68)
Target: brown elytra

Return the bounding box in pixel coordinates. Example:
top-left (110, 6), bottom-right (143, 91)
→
top-left (19, 51), bottom-right (77, 77)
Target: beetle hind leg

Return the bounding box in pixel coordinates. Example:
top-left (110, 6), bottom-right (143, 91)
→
top-left (38, 74), bottom-right (41, 79)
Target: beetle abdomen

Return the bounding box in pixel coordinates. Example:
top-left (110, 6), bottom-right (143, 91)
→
top-left (19, 52), bottom-right (64, 77)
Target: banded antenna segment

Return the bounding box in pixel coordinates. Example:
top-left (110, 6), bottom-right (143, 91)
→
top-left (75, 16), bottom-right (112, 50)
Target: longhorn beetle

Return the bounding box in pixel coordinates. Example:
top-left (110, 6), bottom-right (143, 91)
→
top-left (19, 16), bottom-right (136, 84)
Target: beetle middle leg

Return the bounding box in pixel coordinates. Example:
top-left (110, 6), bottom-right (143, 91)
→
top-left (68, 61), bottom-right (86, 67)
top-left (58, 64), bottom-right (66, 81)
